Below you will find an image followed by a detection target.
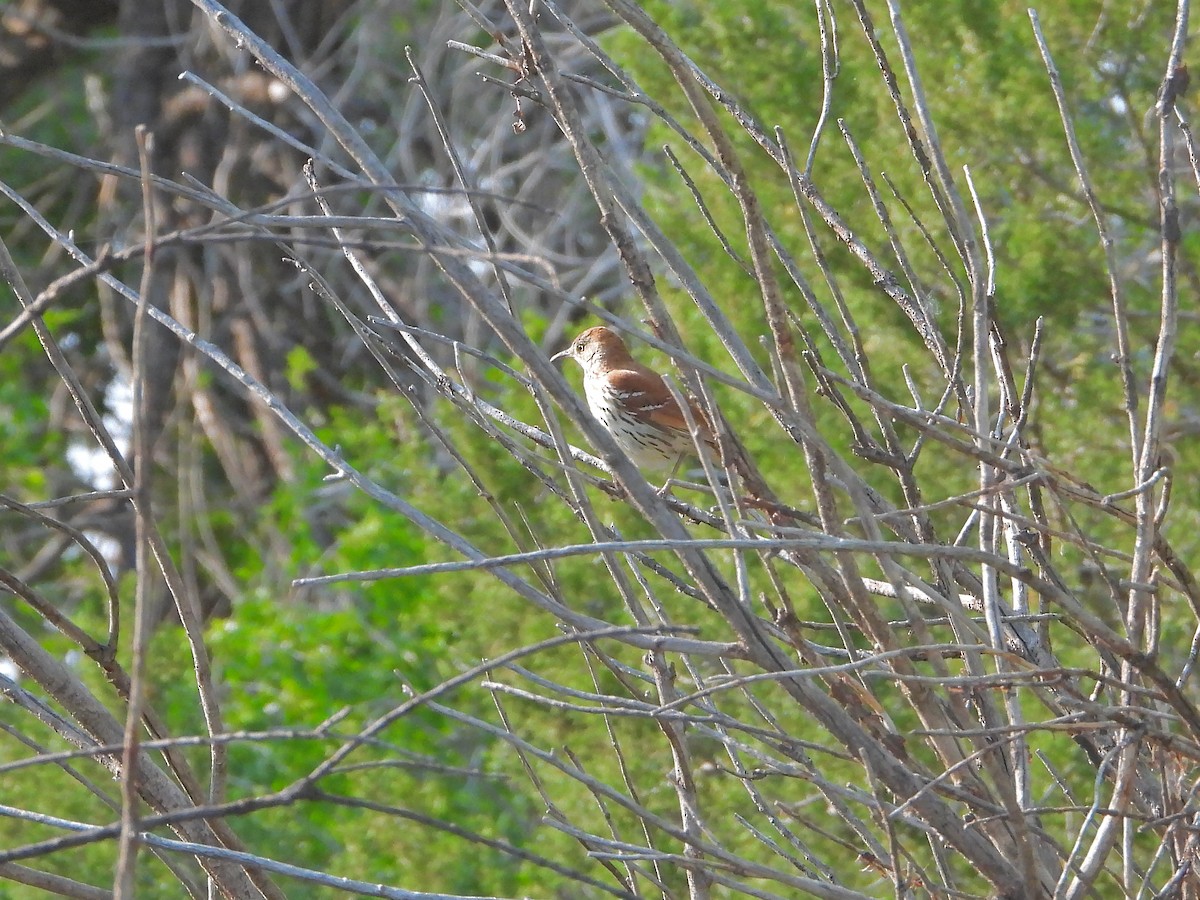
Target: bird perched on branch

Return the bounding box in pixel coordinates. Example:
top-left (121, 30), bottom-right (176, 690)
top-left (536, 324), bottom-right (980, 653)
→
top-left (552, 326), bottom-right (717, 477)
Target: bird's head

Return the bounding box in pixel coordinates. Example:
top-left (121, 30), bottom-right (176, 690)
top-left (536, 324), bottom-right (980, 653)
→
top-left (551, 326), bottom-right (632, 372)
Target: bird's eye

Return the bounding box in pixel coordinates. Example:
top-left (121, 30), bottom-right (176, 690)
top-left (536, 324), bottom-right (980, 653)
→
top-left (575, 341), bottom-right (584, 352)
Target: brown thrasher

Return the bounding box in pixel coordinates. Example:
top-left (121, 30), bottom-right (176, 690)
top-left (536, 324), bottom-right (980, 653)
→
top-left (552, 326), bottom-right (716, 474)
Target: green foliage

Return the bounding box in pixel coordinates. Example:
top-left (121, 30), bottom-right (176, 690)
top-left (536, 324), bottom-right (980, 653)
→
top-left (0, 348), bottom-right (59, 495)
top-left (606, 0), bottom-right (1196, 551)
top-left (4, 1), bottom-right (1197, 895)
top-left (284, 345), bottom-right (320, 393)
top-left (92, 396), bottom-right (564, 895)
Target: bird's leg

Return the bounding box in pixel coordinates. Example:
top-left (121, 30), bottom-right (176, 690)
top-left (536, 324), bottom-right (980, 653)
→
top-left (654, 454), bottom-right (687, 497)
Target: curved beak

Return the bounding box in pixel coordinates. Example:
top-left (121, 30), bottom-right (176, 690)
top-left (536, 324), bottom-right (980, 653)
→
top-left (550, 348), bottom-right (572, 363)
